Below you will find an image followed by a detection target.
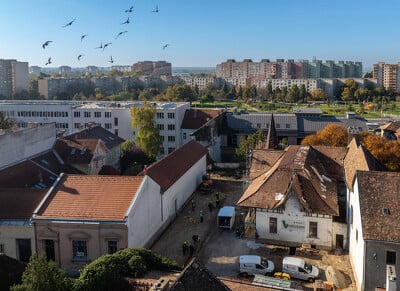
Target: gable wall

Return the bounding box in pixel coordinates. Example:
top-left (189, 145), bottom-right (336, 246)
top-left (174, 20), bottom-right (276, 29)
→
top-left (161, 155), bottom-right (206, 221)
top-left (126, 176), bottom-right (163, 247)
top-left (256, 190), bottom-right (333, 249)
top-left (348, 178), bottom-right (365, 291)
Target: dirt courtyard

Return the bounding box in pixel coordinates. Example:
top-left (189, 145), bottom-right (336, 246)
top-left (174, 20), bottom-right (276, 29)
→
top-left (151, 172), bottom-right (356, 290)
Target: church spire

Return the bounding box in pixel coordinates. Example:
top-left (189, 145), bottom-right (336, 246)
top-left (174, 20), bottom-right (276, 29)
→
top-left (266, 113), bottom-right (278, 150)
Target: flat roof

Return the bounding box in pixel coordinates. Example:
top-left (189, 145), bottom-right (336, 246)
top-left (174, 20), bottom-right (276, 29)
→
top-left (218, 206), bottom-right (235, 217)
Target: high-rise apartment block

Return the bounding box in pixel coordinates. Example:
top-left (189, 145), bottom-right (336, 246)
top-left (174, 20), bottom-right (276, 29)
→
top-left (0, 59), bottom-right (29, 98)
top-left (133, 61), bottom-right (172, 76)
top-left (216, 59), bottom-right (362, 80)
top-left (373, 62), bottom-right (400, 91)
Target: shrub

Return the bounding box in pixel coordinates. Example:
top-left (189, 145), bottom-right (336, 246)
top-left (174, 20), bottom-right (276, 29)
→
top-left (11, 253), bottom-right (71, 291)
top-left (128, 255), bottom-right (147, 278)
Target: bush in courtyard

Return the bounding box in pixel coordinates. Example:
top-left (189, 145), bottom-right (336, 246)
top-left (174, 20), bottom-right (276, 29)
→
top-left (11, 253), bottom-right (71, 291)
top-left (128, 255), bottom-right (147, 278)
top-left (75, 248), bottom-right (180, 291)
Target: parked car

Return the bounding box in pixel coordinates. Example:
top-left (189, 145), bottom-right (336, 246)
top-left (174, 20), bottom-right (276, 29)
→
top-left (239, 255), bottom-right (275, 276)
top-left (282, 256), bottom-right (320, 282)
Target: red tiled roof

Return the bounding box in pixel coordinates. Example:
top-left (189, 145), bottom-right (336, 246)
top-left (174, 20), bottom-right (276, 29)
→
top-left (0, 188), bottom-right (48, 219)
top-left (181, 109), bottom-right (223, 129)
top-left (35, 174), bottom-right (143, 221)
top-left (143, 140), bottom-right (207, 192)
top-left (357, 171), bottom-right (400, 242)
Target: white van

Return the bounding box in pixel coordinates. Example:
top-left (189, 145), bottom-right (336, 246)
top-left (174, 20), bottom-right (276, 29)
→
top-left (282, 256), bottom-right (319, 282)
top-left (239, 255), bottom-right (275, 276)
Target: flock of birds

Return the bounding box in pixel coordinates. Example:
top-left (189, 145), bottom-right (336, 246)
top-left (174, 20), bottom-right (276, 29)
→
top-left (41, 4), bottom-right (169, 66)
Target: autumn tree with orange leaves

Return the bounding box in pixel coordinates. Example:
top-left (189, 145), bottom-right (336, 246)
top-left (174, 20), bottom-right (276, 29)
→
top-left (359, 133), bottom-right (400, 171)
top-left (301, 124), bottom-right (400, 171)
top-left (301, 124), bottom-right (348, 147)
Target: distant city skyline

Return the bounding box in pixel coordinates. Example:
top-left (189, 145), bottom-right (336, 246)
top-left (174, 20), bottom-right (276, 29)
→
top-left (1, 1), bottom-right (399, 69)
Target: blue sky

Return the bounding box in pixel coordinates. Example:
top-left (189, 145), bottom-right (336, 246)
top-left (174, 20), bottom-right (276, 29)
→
top-left (1, 0), bottom-right (399, 69)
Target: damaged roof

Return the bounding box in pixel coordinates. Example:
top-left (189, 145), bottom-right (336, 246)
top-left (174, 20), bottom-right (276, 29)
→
top-left (238, 145), bottom-right (344, 216)
top-left (357, 171), bottom-right (400, 242)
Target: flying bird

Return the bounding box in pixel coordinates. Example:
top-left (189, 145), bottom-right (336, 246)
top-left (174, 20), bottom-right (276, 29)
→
top-left (108, 56), bottom-right (114, 64)
top-left (103, 42), bottom-right (112, 51)
top-left (115, 31), bottom-right (128, 39)
top-left (121, 17), bottom-right (130, 24)
top-left (152, 5), bottom-right (159, 13)
top-left (125, 6), bottom-right (133, 13)
top-left (42, 41), bottom-right (52, 49)
top-left (80, 34), bottom-right (88, 42)
top-left (62, 18), bottom-right (76, 28)
top-left (95, 41), bottom-right (103, 49)
top-left (45, 57), bottom-right (52, 66)
top-left (163, 44), bottom-right (170, 50)
top-left (78, 54), bottom-right (84, 61)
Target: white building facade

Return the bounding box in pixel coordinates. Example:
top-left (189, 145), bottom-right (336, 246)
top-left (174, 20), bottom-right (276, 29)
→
top-left (0, 100), bottom-right (190, 156)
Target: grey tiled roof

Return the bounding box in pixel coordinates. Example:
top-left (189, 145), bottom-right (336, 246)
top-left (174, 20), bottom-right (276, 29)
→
top-left (226, 113), bottom-right (298, 133)
top-left (226, 113), bottom-right (368, 136)
top-left (298, 116), bottom-right (368, 134)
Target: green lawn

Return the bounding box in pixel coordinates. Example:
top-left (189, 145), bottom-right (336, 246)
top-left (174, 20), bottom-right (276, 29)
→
top-left (192, 100), bottom-right (400, 118)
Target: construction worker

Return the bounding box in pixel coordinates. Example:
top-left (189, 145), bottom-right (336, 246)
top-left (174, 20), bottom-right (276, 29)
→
top-left (191, 199), bottom-right (195, 212)
top-left (200, 210), bottom-right (204, 223)
top-left (182, 241), bottom-right (188, 255)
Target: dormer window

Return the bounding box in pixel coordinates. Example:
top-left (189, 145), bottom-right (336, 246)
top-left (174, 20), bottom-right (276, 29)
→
top-left (382, 208), bottom-right (390, 215)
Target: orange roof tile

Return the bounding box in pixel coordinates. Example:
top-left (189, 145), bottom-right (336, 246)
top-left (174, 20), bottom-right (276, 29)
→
top-left (143, 140), bottom-right (207, 192)
top-left (35, 174), bottom-right (143, 221)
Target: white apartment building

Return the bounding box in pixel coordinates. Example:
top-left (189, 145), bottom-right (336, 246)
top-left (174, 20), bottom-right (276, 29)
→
top-left (254, 78), bottom-right (318, 92)
top-left (0, 101), bottom-right (190, 156)
top-left (178, 75), bottom-right (222, 90)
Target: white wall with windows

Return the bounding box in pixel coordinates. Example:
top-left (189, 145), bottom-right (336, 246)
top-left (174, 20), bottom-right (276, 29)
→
top-left (256, 190), bottom-right (334, 249)
top-left (1, 100), bottom-right (190, 157)
top-left (348, 177), bottom-right (366, 290)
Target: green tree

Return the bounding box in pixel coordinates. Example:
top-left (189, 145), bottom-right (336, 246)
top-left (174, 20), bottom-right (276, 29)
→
top-left (164, 84), bottom-right (195, 102)
top-left (287, 84), bottom-right (300, 103)
top-left (11, 253), bottom-right (71, 291)
top-left (0, 111), bottom-right (15, 129)
top-left (121, 140), bottom-right (135, 155)
top-left (310, 88), bottom-right (328, 101)
top-left (226, 86), bottom-right (237, 100)
top-left (341, 79), bottom-right (358, 101)
top-left (299, 84), bottom-right (308, 102)
top-left (138, 89), bottom-right (153, 100)
top-left (235, 128), bottom-right (266, 161)
top-left (130, 102), bottom-right (162, 159)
